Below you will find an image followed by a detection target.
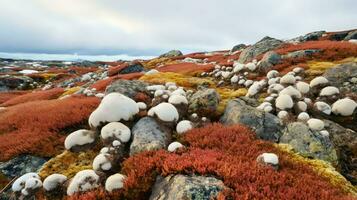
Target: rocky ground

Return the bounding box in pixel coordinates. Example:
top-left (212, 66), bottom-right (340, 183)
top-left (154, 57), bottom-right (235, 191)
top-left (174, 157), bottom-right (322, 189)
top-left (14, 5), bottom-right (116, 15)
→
top-left (0, 29), bottom-right (357, 200)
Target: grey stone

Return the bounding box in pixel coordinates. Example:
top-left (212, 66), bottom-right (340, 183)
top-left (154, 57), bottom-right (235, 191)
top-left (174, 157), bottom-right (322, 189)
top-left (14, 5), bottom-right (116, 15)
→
top-left (149, 174), bottom-right (225, 200)
top-left (258, 51), bottom-right (281, 71)
top-left (119, 62), bottom-right (144, 74)
top-left (130, 117), bottom-right (171, 155)
top-left (323, 119), bottom-right (357, 184)
top-left (238, 36), bottom-right (283, 63)
top-left (323, 62), bottom-right (357, 92)
top-left (279, 122), bottom-right (338, 164)
top-left (105, 79), bottom-right (149, 98)
top-left (344, 30), bottom-right (357, 41)
top-left (188, 88), bottom-right (220, 116)
top-left (0, 155), bottom-right (47, 179)
top-left (220, 98), bottom-right (283, 142)
top-left (0, 75), bottom-right (33, 91)
top-left (230, 44), bottom-right (247, 53)
top-left (281, 49), bottom-right (320, 59)
top-left (159, 50), bottom-right (183, 58)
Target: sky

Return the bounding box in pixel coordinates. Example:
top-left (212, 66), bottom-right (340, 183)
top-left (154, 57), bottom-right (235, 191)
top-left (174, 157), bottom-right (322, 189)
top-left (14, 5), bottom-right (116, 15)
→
top-left (0, 0), bottom-right (356, 58)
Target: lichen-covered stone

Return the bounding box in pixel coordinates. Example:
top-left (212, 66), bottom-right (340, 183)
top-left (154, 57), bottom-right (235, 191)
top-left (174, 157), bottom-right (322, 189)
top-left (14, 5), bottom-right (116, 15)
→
top-left (188, 88), bottom-right (220, 116)
top-left (0, 155), bottom-right (47, 179)
top-left (130, 117), bottom-right (171, 155)
top-left (220, 98), bottom-right (283, 142)
top-left (149, 174), bottom-right (225, 200)
top-left (105, 79), bottom-right (149, 98)
top-left (323, 62), bottom-right (357, 92)
top-left (280, 122), bottom-right (338, 164)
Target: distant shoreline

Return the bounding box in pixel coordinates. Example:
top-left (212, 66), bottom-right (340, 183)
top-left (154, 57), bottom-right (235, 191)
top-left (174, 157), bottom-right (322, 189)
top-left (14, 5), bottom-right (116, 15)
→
top-left (0, 52), bottom-right (155, 62)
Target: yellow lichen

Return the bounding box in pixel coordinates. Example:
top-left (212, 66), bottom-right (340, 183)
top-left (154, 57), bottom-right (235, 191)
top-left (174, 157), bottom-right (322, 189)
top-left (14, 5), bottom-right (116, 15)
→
top-left (142, 57), bottom-right (178, 69)
top-left (38, 150), bottom-right (98, 179)
top-left (306, 57), bottom-right (357, 77)
top-left (140, 72), bottom-right (215, 88)
top-left (216, 88), bottom-right (247, 114)
top-left (60, 87), bottom-right (81, 97)
top-left (276, 144), bottom-right (357, 195)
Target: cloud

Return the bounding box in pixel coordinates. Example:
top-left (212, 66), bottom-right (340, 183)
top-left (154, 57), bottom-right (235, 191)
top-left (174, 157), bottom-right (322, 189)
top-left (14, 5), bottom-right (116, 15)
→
top-left (0, 0), bottom-right (356, 56)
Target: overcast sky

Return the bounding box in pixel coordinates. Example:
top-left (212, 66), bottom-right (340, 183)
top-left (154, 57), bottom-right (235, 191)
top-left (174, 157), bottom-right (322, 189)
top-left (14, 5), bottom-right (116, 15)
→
top-left (0, 0), bottom-right (356, 57)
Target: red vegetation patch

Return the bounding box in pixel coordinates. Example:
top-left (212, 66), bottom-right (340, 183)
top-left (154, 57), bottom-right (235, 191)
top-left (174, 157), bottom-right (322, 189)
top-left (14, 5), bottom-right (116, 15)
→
top-left (90, 77), bottom-right (116, 91)
top-left (0, 91), bottom-right (28, 104)
top-left (272, 58), bottom-right (310, 74)
top-left (117, 72), bottom-right (143, 80)
top-left (1, 88), bottom-right (65, 107)
top-left (276, 41), bottom-right (357, 61)
top-left (108, 64), bottom-right (129, 76)
top-left (157, 62), bottom-right (214, 75)
top-left (71, 124), bottom-right (353, 200)
top-left (0, 96), bottom-right (100, 161)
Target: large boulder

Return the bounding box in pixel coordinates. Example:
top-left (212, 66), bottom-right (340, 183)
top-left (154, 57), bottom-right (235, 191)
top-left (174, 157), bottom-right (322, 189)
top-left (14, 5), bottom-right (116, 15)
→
top-left (238, 36), bottom-right (283, 63)
top-left (323, 119), bottom-right (357, 184)
top-left (290, 31), bottom-right (326, 42)
top-left (119, 62), bottom-right (144, 74)
top-left (0, 155), bottom-right (47, 178)
top-left (105, 79), bottom-right (149, 99)
top-left (149, 174), bottom-right (225, 200)
top-left (188, 88), bottom-right (220, 116)
top-left (220, 98), bottom-right (283, 142)
top-left (159, 50), bottom-right (183, 58)
top-left (323, 62), bottom-right (357, 92)
top-left (0, 75), bottom-right (33, 91)
top-left (281, 49), bottom-right (320, 59)
top-left (130, 117), bottom-right (171, 155)
top-left (258, 51), bottom-right (281, 71)
top-left (230, 44), bottom-right (247, 53)
top-left (279, 122), bottom-right (338, 164)
top-left (344, 30), bottom-right (357, 41)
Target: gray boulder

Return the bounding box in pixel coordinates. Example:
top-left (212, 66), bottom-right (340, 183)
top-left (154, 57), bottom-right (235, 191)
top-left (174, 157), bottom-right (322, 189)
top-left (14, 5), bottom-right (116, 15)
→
top-left (149, 174), bottom-right (225, 200)
top-left (0, 75), bottom-right (33, 91)
top-left (290, 31), bottom-right (326, 42)
top-left (230, 44), bottom-right (247, 53)
top-left (344, 30), bottom-right (357, 41)
top-left (238, 36), bottom-right (283, 63)
top-left (323, 120), bottom-right (357, 184)
top-left (159, 50), bottom-right (183, 58)
top-left (323, 62), bottom-right (357, 92)
top-left (281, 49), bottom-right (320, 59)
top-left (119, 62), bottom-right (144, 74)
top-left (258, 51), bottom-right (281, 71)
top-left (105, 79), bottom-right (149, 98)
top-left (220, 98), bottom-right (283, 142)
top-left (130, 117), bottom-right (171, 155)
top-left (279, 122), bottom-right (338, 164)
top-left (0, 155), bottom-right (47, 178)
top-left (188, 88), bottom-right (220, 116)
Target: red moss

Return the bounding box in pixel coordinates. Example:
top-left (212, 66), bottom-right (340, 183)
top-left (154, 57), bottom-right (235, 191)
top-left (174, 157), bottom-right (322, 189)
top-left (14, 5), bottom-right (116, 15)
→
top-left (0, 96), bottom-right (100, 161)
top-left (108, 64), bottom-right (129, 76)
top-left (1, 88), bottom-right (65, 107)
top-left (0, 91), bottom-right (28, 104)
top-left (276, 41), bottom-right (357, 61)
top-left (157, 62), bottom-right (214, 75)
top-left (73, 124), bottom-right (353, 200)
top-left (90, 77), bottom-right (117, 91)
top-left (117, 72), bottom-right (143, 80)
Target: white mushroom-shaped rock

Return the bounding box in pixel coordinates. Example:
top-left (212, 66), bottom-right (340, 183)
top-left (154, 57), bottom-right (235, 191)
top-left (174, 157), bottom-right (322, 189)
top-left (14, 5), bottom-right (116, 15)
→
top-left (105, 174), bottom-right (126, 192)
top-left (12, 173), bottom-right (40, 193)
top-left (245, 62), bottom-right (257, 71)
top-left (277, 110), bottom-right (289, 119)
top-left (101, 122), bottom-right (131, 143)
top-left (233, 62), bottom-right (244, 72)
top-left (176, 120), bottom-right (193, 134)
top-left (310, 76), bottom-right (329, 87)
top-left (64, 129), bottom-right (95, 151)
top-left (280, 74), bottom-right (296, 85)
top-left (332, 98), bottom-right (357, 116)
top-left (89, 93), bottom-right (139, 128)
top-left (137, 102), bottom-right (147, 110)
top-left (93, 153), bottom-right (112, 171)
top-left (279, 86), bottom-right (302, 99)
top-left (67, 170), bottom-right (100, 196)
top-left (307, 118), bottom-right (325, 131)
top-left (297, 112), bottom-right (310, 121)
top-left (267, 70), bottom-right (279, 79)
top-left (22, 178), bottom-right (42, 196)
top-left (296, 101), bottom-right (307, 112)
top-left (314, 101), bottom-right (332, 115)
top-left (148, 102), bottom-right (179, 122)
top-left (168, 142), bottom-right (184, 152)
top-left (319, 86), bottom-right (339, 96)
top-left (43, 174), bottom-right (68, 192)
top-left (168, 95), bottom-right (188, 105)
top-left (275, 94), bottom-right (294, 110)
top-left (296, 81), bottom-right (310, 94)
top-left (256, 153), bottom-right (279, 169)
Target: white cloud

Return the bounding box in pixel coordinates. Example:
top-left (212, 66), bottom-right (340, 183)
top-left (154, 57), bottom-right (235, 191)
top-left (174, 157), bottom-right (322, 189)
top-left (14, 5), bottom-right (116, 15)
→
top-left (0, 0), bottom-right (356, 56)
